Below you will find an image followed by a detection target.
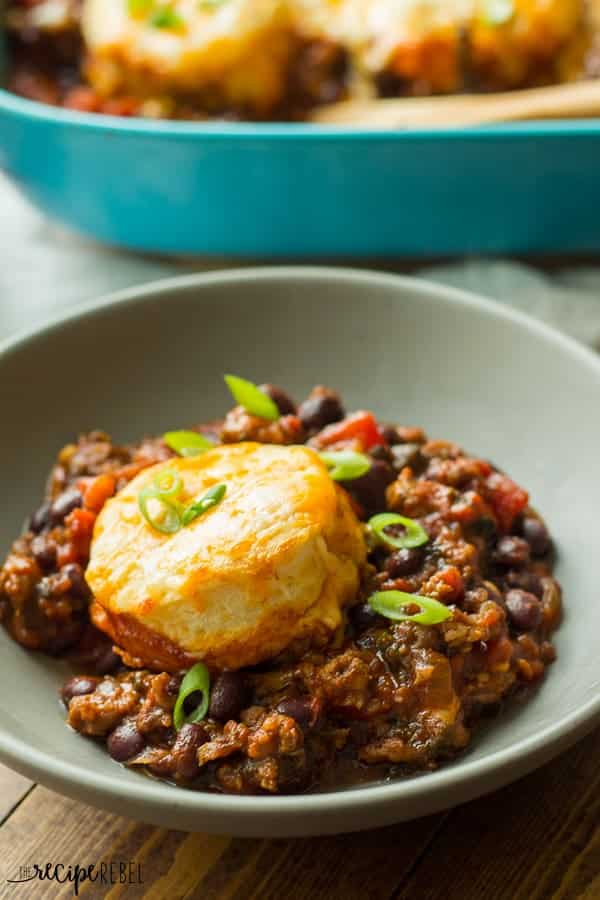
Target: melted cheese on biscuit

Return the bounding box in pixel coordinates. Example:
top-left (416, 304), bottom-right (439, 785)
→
top-left (86, 442), bottom-right (366, 672)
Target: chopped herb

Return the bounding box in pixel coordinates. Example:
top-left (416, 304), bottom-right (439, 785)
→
top-left (224, 374), bottom-right (280, 421)
top-left (150, 6), bottom-right (184, 28)
top-left (127, 0), bottom-right (154, 16)
top-left (319, 450), bottom-right (370, 482)
top-left (164, 430), bottom-right (215, 457)
top-left (368, 591), bottom-right (452, 625)
top-left (182, 483), bottom-right (227, 526)
top-left (368, 512), bottom-right (429, 550)
top-left (173, 663), bottom-right (211, 730)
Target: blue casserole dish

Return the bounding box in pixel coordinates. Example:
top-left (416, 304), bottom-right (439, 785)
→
top-left (1, 87), bottom-right (600, 257)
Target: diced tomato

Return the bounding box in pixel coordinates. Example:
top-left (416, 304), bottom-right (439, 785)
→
top-left (449, 491), bottom-right (486, 525)
top-left (439, 567), bottom-right (464, 603)
top-left (64, 87), bottom-right (101, 113)
top-left (101, 96), bottom-right (140, 117)
top-left (65, 508), bottom-right (96, 559)
top-left (313, 412), bottom-right (384, 451)
top-left (56, 543), bottom-right (78, 568)
top-left (474, 459), bottom-right (493, 478)
top-left (480, 606), bottom-right (502, 629)
top-left (485, 472), bottom-right (529, 533)
top-left (82, 474), bottom-right (116, 513)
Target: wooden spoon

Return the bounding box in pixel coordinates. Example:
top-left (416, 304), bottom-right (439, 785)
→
top-left (311, 79), bottom-right (600, 128)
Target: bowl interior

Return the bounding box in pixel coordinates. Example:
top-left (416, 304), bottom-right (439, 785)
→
top-left (0, 268), bottom-right (598, 824)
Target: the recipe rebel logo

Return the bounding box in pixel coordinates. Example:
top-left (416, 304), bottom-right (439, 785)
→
top-left (6, 861), bottom-right (144, 895)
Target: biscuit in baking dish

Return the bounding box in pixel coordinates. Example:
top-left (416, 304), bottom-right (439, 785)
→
top-left (81, 0), bottom-right (294, 114)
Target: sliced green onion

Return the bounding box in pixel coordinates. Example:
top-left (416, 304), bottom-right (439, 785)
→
top-left (127, 0), bottom-right (153, 16)
top-left (182, 483), bottom-right (227, 526)
top-left (150, 6), bottom-right (184, 28)
top-left (481, 0), bottom-right (514, 26)
top-left (368, 513), bottom-right (429, 550)
top-left (152, 470), bottom-right (183, 498)
top-left (368, 591), bottom-right (452, 625)
top-left (138, 487), bottom-right (182, 535)
top-left (164, 430), bottom-right (215, 457)
top-left (173, 663), bottom-right (211, 730)
top-left (224, 374), bottom-right (279, 421)
top-left (319, 450), bottom-right (370, 482)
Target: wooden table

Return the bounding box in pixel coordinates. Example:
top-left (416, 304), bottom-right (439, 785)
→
top-left (0, 726), bottom-right (598, 899)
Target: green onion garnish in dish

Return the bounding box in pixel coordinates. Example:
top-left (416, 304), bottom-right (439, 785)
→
top-left (138, 489), bottom-right (182, 534)
top-left (368, 513), bottom-right (429, 550)
top-left (319, 450), bottom-right (370, 482)
top-left (164, 430), bottom-right (215, 457)
top-left (138, 470), bottom-right (184, 534)
top-left (138, 471), bottom-right (226, 533)
top-left (152, 470), bottom-right (184, 498)
top-left (224, 374), bottom-right (280, 421)
top-left (150, 6), bottom-right (184, 28)
top-left (182, 484), bottom-right (227, 526)
top-left (127, 0), bottom-right (153, 16)
top-left (173, 663), bottom-right (211, 730)
top-left (368, 591), bottom-right (452, 625)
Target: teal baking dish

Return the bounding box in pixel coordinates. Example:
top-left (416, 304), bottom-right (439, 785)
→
top-left (1, 87), bottom-right (600, 257)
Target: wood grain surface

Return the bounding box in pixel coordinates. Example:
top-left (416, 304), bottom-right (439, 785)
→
top-left (0, 728), bottom-right (597, 900)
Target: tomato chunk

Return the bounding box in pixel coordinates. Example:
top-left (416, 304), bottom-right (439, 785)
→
top-left (486, 472), bottom-right (529, 533)
top-left (81, 474), bottom-right (116, 513)
top-left (65, 508), bottom-right (97, 560)
top-left (313, 412), bottom-right (384, 451)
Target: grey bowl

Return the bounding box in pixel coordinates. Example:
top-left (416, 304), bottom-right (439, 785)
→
top-left (0, 267), bottom-right (598, 837)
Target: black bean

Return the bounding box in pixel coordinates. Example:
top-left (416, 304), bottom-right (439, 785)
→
top-left (172, 723), bottom-right (208, 779)
top-left (369, 444), bottom-right (393, 463)
top-left (62, 562), bottom-right (91, 599)
top-left (384, 547), bottom-right (425, 578)
top-left (183, 691), bottom-right (204, 717)
top-left (93, 647), bottom-right (121, 675)
top-left (390, 443), bottom-right (423, 472)
top-left (471, 517), bottom-right (498, 542)
top-left (494, 536), bottom-right (530, 568)
top-left (107, 720), bottom-right (146, 762)
top-left (381, 425), bottom-right (401, 445)
top-left (29, 502), bottom-right (51, 534)
top-left (346, 461), bottom-right (395, 516)
top-left (276, 697), bottom-right (313, 729)
top-left (298, 388), bottom-right (344, 431)
top-left (505, 570), bottom-right (543, 598)
top-left (522, 517), bottom-right (551, 557)
top-left (67, 626), bottom-right (121, 673)
top-left (31, 535), bottom-right (57, 572)
top-left (49, 488), bottom-right (82, 525)
top-left (208, 671), bottom-right (250, 722)
top-left (349, 602), bottom-right (381, 631)
top-left (61, 676), bottom-right (99, 703)
top-left (505, 589), bottom-right (543, 631)
top-left (260, 384), bottom-right (296, 416)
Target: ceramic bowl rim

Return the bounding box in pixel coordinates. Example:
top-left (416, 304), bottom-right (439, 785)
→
top-left (3, 86), bottom-right (600, 141)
